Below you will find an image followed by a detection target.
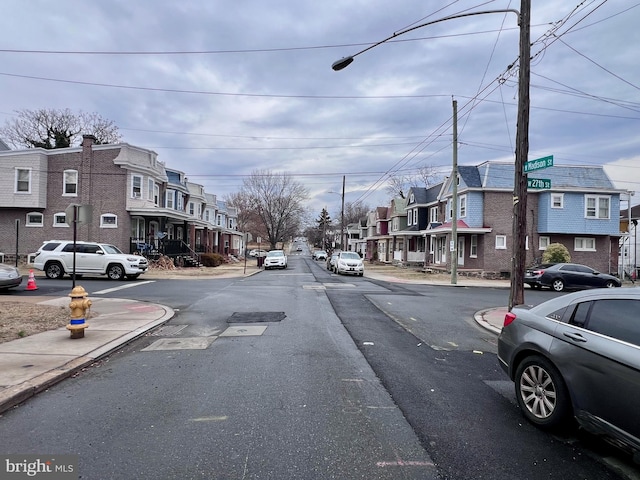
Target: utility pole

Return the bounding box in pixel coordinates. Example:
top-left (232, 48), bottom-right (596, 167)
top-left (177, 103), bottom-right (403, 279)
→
top-left (508, 0), bottom-right (531, 310)
top-left (451, 99), bottom-right (458, 285)
top-left (341, 175), bottom-right (345, 250)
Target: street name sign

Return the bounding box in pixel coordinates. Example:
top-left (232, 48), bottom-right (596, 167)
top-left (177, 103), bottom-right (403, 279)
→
top-left (524, 155), bottom-right (553, 173)
top-left (527, 178), bottom-right (551, 189)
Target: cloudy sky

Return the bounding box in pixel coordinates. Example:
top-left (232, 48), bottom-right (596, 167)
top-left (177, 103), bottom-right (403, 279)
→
top-left (1, 1), bottom-right (639, 220)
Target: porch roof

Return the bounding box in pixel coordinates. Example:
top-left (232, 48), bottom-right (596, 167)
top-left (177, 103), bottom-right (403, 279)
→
top-left (423, 219), bottom-right (492, 235)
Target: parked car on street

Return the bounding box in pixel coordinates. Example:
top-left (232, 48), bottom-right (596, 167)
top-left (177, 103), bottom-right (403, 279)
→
top-left (263, 250), bottom-right (287, 270)
top-left (33, 240), bottom-right (148, 280)
top-left (498, 288), bottom-right (640, 458)
top-left (335, 251), bottom-right (364, 276)
top-left (0, 263), bottom-right (22, 290)
top-left (312, 250), bottom-right (327, 261)
top-left (326, 252), bottom-right (339, 273)
top-left (524, 262), bottom-right (621, 291)
top-left (248, 249), bottom-right (268, 257)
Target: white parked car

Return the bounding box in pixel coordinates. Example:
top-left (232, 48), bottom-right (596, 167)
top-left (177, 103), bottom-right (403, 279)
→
top-left (335, 251), bottom-right (364, 276)
top-left (263, 250), bottom-right (287, 270)
top-left (33, 240), bottom-right (148, 280)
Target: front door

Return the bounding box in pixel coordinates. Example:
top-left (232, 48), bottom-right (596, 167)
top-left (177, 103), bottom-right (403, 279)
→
top-left (458, 237), bottom-right (464, 266)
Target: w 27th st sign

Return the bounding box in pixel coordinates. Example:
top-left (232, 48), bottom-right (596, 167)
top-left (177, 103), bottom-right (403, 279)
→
top-left (524, 155), bottom-right (553, 190)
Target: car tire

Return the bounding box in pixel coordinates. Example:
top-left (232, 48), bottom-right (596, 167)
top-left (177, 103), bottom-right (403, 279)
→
top-left (551, 279), bottom-right (565, 291)
top-left (514, 355), bottom-right (571, 430)
top-left (45, 261), bottom-right (65, 279)
top-left (604, 280), bottom-right (616, 288)
top-left (107, 264), bottom-right (125, 280)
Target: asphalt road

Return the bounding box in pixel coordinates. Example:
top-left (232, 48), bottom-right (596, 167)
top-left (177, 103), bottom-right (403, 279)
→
top-left (0, 254), bottom-right (637, 479)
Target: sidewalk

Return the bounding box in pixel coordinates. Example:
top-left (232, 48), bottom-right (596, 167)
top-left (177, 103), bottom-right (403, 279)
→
top-left (0, 265), bottom-right (507, 415)
top-left (0, 296), bottom-right (174, 413)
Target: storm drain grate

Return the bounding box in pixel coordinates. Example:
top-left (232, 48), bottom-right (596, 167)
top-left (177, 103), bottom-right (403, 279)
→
top-left (226, 312), bottom-right (285, 323)
top-left (149, 325), bottom-right (189, 336)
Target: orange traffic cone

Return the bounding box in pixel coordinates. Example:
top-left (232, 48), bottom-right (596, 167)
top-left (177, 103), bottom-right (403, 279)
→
top-left (26, 270), bottom-right (38, 291)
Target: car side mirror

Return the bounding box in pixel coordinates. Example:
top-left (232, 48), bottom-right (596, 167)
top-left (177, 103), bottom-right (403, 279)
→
top-left (96, 250), bottom-right (104, 255)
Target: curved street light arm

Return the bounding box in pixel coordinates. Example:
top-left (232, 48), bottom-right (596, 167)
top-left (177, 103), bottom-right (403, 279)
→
top-left (332, 9), bottom-right (520, 71)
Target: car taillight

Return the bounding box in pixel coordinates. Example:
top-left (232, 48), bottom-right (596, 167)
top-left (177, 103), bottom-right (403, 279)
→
top-left (532, 269), bottom-right (545, 275)
top-left (504, 312), bottom-right (517, 327)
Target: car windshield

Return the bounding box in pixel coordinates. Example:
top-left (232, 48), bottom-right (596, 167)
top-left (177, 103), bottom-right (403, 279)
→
top-left (267, 251), bottom-right (284, 257)
top-left (341, 252), bottom-right (360, 260)
top-left (101, 244), bottom-right (123, 254)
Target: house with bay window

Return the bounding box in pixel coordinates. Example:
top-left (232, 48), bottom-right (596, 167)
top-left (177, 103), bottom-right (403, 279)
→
top-left (425, 161), bottom-right (622, 275)
top-left (0, 135), bottom-right (243, 263)
top-left (375, 161), bottom-right (623, 276)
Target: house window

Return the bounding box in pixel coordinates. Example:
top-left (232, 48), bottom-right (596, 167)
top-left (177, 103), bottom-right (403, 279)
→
top-left (217, 215), bottom-right (222, 226)
top-left (53, 213), bottom-right (68, 227)
top-left (409, 193), bottom-right (415, 203)
top-left (154, 184), bottom-right (160, 206)
top-left (429, 236), bottom-right (435, 254)
top-left (205, 209), bottom-right (210, 222)
top-left (166, 191), bottom-right (174, 209)
top-left (63, 170), bottom-right (78, 196)
top-left (198, 204), bottom-right (202, 218)
top-left (495, 235), bottom-right (507, 249)
top-left (26, 212), bottom-right (43, 227)
top-left (551, 194), bottom-right (563, 209)
top-left (100, 214), bottom-right (117, 228)
top-left (392, 217), bottom-right (399, 231)
top-left (539, 236), bottom-right (550, 250)
top-left (132, 175), bottom-right (142, 198)
top-left (148, 179), bottom-right (154, 200)
top-left (189, 202), bottom-right (195, 216)
top-left (575, 237), bottom-right (596, 251)
top-left (470, 235), bottom-right (478, 258)
top-left (406, 210), bottom-right (412, 225)
top-left (413, 208), bottom-right (418, 226)
top-left (585, 195), bottom-right (610, 219)
top-left (429, 206), bottom-right (438, 224)
top-left (459, 195), bottom-right (467, 218)
top-left (447, 200), bottom-right (452, 221)
top-left (15, 168), bottom-right (31, 193)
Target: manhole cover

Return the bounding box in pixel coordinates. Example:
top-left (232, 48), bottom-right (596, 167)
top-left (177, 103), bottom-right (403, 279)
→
top-left (226, 312), bottom-right (285, 323)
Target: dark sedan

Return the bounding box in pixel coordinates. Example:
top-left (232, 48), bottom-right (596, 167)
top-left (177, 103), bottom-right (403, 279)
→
top-left (498, 288), bottom-right (640, 459)
top-left (524, 262), bottom-right (620, 291)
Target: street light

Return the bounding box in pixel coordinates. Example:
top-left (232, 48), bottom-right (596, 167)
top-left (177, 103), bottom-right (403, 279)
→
top-left (332, 2), bottom-right (530, 309)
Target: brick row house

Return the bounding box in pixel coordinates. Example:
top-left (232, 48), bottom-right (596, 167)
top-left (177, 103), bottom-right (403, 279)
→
top-left (0, 135), bottom-right (243, 262)
top-left (359, 161), bottom-right (623, 277)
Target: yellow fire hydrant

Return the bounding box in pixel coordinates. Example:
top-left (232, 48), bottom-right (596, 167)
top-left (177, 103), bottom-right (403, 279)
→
top-left (67, 286), bottom-right (91, 339)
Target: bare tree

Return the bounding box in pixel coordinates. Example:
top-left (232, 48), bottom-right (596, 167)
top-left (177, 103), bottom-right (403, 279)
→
top-left (385, 175), bottom-right (409, 199)
top-left (343, 201), bottom-right (370, 225)
top-left (386, 165), bottom-right (443, 198)
top-left (242, 170), bottom-right (309, 249)
top-left (416, 165), bottom-right (442, 187)
top-left (0, 108), bottom-right (121, 149)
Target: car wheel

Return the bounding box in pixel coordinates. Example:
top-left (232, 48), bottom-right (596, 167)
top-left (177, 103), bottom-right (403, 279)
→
top-left (551, 279), bottom-right (565, 292)
top-left (604, 280), bottom-right (616, 288)
top-left (45, 261), bottom-right (64, 279)
top-left (107, 264), bottom-right (125, 280)
top-left (514, 355), bottom-right (571, 429)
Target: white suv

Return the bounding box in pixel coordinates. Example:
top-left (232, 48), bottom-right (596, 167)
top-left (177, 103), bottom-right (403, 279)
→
top-left (33, 240), bottom-right (149, 280)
